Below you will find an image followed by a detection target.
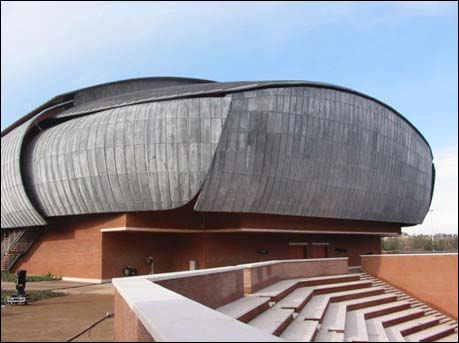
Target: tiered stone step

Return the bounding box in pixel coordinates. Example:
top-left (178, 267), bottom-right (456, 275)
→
top-left (360, 272), bottom-right (458, 342)
top-left (248, 307), bottom-right (294, 336)
top-left (344, 301), bottom-right (411, 341)
top-left (385, 315), bottom-right (442, 341)
top-left (321, 293), bottom-right (399, 332)
top-left (217, 296), bottom-right (271, 322)
top-left (275, 287), bottom-right (314, 312)
top-left (249, 274), bottom-right (362, 301)
top-left (219, 272), bottom-right (458, 342)
top-left (296, 282), bottom-right (377, 321)
top-left (404, 324), bottom-right (457, 342)
top-left (279, 320), bottom-right (319, 342)
top-left (433, 333), bottom-right (458, 342)
top-left (366, 308), bottom-right (427, 342)
top-left (314, 329), bottom-right (345, 342)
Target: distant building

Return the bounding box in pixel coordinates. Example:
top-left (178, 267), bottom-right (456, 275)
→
top-left (1, 77), bottom-right (435, 281)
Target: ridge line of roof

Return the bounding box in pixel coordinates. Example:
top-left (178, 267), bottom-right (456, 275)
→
top-left (1, 78), bottom-right (433, 159)
top-left (1, 76), bottom-right (215, 137)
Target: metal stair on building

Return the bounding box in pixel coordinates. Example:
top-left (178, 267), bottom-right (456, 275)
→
top-left (1, 228), bottom-right (40, 272)
top-left (217, 272), bottom-right (458, 342)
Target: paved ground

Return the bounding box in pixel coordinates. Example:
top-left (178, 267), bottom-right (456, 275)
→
top-left (1, 282), bottom-right (114, 342)
top-left (1, 280), bottom-right (90, 291)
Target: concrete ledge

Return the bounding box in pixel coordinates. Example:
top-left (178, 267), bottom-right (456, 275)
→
top-left (238, 257), bottom-right (347, 268)
top-left (361, 253), bottom-right (458, 257)
top-left (113, 258), bottom-right (350, 341)
top-left (62, 277), bottom-right (111, 283)
top-left (113, 276), bottom-right (282, 342)
top-left (102, 226), bottom-right (399, 236)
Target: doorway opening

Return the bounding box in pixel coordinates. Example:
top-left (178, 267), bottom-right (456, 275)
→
top-left (288, 242), bottom-right (329, 259)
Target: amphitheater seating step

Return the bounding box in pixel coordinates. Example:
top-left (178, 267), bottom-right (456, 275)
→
top-left (221, 272), bottom-right (458, 342)
top-left (279, 319), bottom-right (319, 342)
top-left (360, 300), bottom-right (411, 319)
top-left (344, 311), bottom-right (368, 342)
top-left (217, 296), bottom-right (271, 322)
top-left (249, 275), bottom-right (365, 301)
top-left (386, 316), bottom-right (439, 336)
top-left (275, 287), bottom-right (314, 312)
top-left (366, 318), bottom-right (390, 342)
top-left (297, 285), bottom-right (386, 322)
top-left (250, 279), bottom-right (299, 300)
top-left (344, 301), bottom-right (411, 341)
top-left (300, 274), bottom-right (361, 286)
top-left (322, 294), bottom-right (398, 332)
top-left (312, 280), bottom-right (373, 295)
top-left (404, 324), bottom-right (456, 342)
top-left (433, 333), bottom-right (458, 342)
top-left (369, 307), bottom-right (426, 329)
top-left (297, 294), bottom-right (329, 321)
top-left (313, 329), bottom-right (344, 342)
top-left (248, 307), bottom-right (294, 336)
top-left (365, 308), bottom-right (426, 342)
top-left (322, 286), bottom-right (386, 303)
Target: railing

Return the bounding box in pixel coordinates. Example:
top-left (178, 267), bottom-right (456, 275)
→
top-left (1, 228), bottom-right (40, 272)
top-left (1, 229), bottom-right (25, 257)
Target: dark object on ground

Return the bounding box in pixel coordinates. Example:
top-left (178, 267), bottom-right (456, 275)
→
top-left (1, 290), bottom-right (67, 305)
top-left (66, 312), bottom-right (113, 342)
top-left (6, 270), bottom-right (28, 305)
top-left (123, 266), bottom-right (137, 277)
top-left (1, 271), bottom-right (61, 282)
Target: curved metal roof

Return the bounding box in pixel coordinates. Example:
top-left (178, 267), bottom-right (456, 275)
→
top-left (1, 77), bottom-right (434, 229)
top-left (2, 77), bottom-right (432, 158)
top-left (1, 76), bottom-right (214, 137)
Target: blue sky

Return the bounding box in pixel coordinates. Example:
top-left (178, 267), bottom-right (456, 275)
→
top-left (1, 1), bottom-right (458, 233)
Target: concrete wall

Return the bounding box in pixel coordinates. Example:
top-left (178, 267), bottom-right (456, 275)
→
top-left (361, 253), bottom-right (458, 319)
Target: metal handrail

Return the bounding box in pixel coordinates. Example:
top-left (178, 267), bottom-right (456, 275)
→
top-left (1, 229), bottom-right (25, 257)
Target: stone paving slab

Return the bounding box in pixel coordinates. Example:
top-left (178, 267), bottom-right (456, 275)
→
top-left (1, 293), bottom-right (114, 342)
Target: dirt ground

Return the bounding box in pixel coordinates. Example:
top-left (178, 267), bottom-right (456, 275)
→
top-left (1, 283), bottom-right (114, 342)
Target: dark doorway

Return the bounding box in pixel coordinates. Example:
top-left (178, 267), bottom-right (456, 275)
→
top-left (289, 244), bottom-right (308, 259)
top-left (307, 244), bottom-right (329, 258)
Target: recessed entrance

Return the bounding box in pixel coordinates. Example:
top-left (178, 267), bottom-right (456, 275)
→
top-left (288, 242), bottom-right (329, 259)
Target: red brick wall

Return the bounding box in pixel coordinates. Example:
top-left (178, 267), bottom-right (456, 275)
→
top-left (101, 232), bottom-right (381, 279)
top-left (157, 270), bottom-right (245, 309)
top-left (15, 214), bottom-right (126, 279)
top-left (362, 254), bottom-right (458, 319)
top-left (114, 290), bottom-right (154, 342)
top-left (14, 208), bottom-right (385, 279)
top-left (245, 259), bottom-right (349, 293)
top-left (126, 204), bottom-right (400, 235)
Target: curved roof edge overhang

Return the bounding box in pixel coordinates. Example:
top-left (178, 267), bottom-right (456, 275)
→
top-left (2, 78), bottom-right (432, 158)
top-left (1, 76), bottom-right (215, 137)
top-left (1, 100), bottom-right (74, 229)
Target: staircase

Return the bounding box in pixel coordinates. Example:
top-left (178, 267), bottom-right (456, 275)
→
top-left (217, 272), bottom-right (458, 342)
top-left (1, 228), bottom-right (41, 272)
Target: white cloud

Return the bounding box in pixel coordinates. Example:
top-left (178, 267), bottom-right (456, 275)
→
top-left (404, 146), bottom-right (459, 235)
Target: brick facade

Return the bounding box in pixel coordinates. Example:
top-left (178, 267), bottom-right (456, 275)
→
top-left (14, 207), bottom-right (394, 279)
